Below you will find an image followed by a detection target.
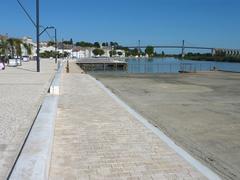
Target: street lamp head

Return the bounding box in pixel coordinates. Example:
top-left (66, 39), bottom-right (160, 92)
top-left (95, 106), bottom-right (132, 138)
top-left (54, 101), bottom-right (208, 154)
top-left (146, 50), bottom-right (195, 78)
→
top-left (48, 26), bottom-right (55, 29)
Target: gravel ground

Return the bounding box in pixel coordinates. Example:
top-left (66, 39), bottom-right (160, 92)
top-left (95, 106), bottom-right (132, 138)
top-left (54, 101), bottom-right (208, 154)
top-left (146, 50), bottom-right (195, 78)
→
top-left (91, 71), bottom-right (240, 180)
top-left (0, 59), bottom-right (57, 179)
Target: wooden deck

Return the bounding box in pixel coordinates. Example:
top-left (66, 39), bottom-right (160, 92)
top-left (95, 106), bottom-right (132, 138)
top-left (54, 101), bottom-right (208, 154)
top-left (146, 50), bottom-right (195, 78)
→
top-left (76, 58), bottom-right (127, 72)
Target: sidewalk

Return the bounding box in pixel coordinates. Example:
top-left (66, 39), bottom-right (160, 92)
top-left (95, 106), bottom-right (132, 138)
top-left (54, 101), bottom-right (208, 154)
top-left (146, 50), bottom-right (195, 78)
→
top-left (49, 64), bottom-right (210, 180)
top-left (0, 59), bottom-right (57, 180)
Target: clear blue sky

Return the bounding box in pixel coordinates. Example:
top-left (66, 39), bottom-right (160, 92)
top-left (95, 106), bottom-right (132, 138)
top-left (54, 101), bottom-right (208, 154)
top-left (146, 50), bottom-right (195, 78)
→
top-left (1, 0), bottom-right (240, 48)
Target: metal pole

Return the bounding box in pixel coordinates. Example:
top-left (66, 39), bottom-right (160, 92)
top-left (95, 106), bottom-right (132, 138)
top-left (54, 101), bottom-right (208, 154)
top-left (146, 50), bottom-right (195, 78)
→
top-left (36, 0), bottom-right (40, 72)
top-left (55, 28), bottom-right (57, 64)
top-left (62, 38), bottom-right (64, 59)
top-left (138, 40), bottom-right (141, 57)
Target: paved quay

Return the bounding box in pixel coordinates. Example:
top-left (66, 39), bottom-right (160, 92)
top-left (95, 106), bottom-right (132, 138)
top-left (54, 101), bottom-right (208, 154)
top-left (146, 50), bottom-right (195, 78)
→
top-left (0, 59), bottom-right (57, 180)
top-left (49, 63), bottom-right (208, 180)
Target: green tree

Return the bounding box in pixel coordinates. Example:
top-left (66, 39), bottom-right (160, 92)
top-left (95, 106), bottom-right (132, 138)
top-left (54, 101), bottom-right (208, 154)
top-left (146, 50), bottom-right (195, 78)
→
top-left (92, 48), bottom-right (105, 56)
top-left (76, 41), bottom-right (94, 47)
top-left (7, 38), bottom-right (23, 58)
top-left (161, 51), bottom-right (165, 56)
top-left (23, 43), bottom-right (32, 55)
top-left (110, 42), bottom-right (119, 49)
top-left (145, 46), bottom-right (154, 57)
top-left (63, 38), bottom-right (73, 45)
top-left (7, 38), bottom-right (15, 58)
top-left (131, 48), bottom-right (139, 56)
top-left (0, 39), bottom-right (10, 61)
top-left (94, 42), bottom-right (100, 48)
top-left (70, 38), bottom-right (73, 45)
top-left (47, 41), bottom-right (56, 46)
top-left (109, 50), bottom-right (117, 57)
top-left (14, 39), bottom-right (22, 58)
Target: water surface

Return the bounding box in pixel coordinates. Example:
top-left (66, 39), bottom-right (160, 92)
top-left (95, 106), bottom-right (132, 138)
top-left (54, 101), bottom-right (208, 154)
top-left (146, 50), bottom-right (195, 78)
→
top-left (127, 57), bottom-right (240, 73)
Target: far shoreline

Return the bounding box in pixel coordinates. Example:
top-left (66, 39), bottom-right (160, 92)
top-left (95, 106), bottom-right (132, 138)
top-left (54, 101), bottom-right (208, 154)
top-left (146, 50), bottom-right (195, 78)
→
top-left (125, 56), bottom-right (240, 63)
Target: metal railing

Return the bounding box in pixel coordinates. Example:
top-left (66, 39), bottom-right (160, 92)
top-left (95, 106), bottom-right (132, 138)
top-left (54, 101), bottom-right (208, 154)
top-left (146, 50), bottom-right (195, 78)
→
top-left (128, 63), bottom-right (215, 73)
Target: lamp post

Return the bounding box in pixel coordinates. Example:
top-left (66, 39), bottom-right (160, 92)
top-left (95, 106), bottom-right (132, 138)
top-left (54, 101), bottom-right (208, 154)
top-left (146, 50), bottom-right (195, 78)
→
top-left (39, 26), bottom-right (57, 64)
top-left (36, 0), bottom-right (40, 72)
top-left (40, 26), bottom-right (57, 64)
top-left (17, 0), bottom-right (58, 71)
top-left (55, 28), bottom-right (57, 64)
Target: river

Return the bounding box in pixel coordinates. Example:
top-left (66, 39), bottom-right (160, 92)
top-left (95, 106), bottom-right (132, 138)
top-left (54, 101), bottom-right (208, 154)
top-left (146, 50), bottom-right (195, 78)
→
top-left (127, 57), bottom-right (240, 73)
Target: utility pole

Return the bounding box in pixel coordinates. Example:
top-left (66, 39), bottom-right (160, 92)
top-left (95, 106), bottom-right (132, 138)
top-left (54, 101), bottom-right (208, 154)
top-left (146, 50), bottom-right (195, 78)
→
top-left (55, 28), bottom-right (57, 63)
top-left (181, 40), bottom-right (185, 58)
top-left (36, 0), bottom-right (40, 72)
top-left (17, 0), bottom-right (57, 72)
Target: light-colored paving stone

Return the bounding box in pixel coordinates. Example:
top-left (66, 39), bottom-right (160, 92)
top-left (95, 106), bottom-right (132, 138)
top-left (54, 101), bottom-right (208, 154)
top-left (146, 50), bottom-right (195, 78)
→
top-left (0, 59), bottom-right (57, 179)
top-left (49, 64), bottom-right (207, 180)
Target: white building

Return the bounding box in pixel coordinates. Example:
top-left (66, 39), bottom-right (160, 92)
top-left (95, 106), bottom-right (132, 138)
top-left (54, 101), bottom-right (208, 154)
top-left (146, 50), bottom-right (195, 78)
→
top-left (40, 46), bottom-right (55, 53)
top-left (115, 49), bottom-right (126, 58)
top-left (22, 36), bottom-right (36, 57)
top-left (72, 47), bottom-right (94, 59)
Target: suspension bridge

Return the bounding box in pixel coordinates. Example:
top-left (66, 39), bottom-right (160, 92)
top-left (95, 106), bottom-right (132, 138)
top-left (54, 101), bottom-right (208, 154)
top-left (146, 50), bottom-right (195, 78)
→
top-left (126, 40), bottom-right (240, 57)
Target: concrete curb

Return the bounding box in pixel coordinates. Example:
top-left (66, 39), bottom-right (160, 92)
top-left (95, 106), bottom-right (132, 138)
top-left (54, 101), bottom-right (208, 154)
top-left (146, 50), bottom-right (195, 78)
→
top-left (91, 76), bottom-right (221, 180)
top-left (50, 62), bottom-right (63, 95)
top-left (9, 63), bottom-right (62, 180)
top-left (10, 96), bottom-right (58, 180)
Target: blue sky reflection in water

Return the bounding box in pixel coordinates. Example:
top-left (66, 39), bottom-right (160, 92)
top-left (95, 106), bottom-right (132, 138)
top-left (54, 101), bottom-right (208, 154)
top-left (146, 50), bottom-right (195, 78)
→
top-left (127, 58), bottom-right (240, 73)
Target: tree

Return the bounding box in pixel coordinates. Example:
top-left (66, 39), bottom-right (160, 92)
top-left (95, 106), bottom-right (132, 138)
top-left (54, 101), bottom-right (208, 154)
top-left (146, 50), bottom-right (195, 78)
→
top-left (7, 38), bottom-right (15, 58)
top-left (161, 51), bottom-right (165, 56)
top-left (109, 50), bottom-right (117, 57)
top-left (0, 39), bottom-right (10, 61)
top-left (76, 41), bottom-right (94, 47)
top-left (47, 41), bottom-right (55, 46)
top-left (131, 48), bottom-right (139, 56)
top-left (110, 42), bottom-right (119, 49)
top-left (92, 48), bottom-right (105, 56)
top-left (64, 51), bottom-right (70, 57)
top-left (14, 39), bottom-right (22, 58)
top-left (102, 42), bottom-right (106, 47)
top-left (23, 43), bottom-right (32, 55)
top-left (99, 49), bottom-right (105, 56)
top-left (94, 42), bottom-right (100, 48)
top-left (7, 38), bottom-right (23, 58)
top-left (63, 38), bottom-right (73, 45)
top-left (145, 46), bottom-right (154, 57)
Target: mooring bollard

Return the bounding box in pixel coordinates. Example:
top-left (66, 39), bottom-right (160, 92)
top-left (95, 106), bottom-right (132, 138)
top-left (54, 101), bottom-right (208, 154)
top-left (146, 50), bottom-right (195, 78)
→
top-left (66, 60), bottom-right (69, 73)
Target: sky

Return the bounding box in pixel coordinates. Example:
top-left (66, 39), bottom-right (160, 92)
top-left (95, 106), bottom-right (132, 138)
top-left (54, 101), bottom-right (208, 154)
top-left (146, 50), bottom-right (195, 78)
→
top-left (1, 0), bottom-right (240, 49)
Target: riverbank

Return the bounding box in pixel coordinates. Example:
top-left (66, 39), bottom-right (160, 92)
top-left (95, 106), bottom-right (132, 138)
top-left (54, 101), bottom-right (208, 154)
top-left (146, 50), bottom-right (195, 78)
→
top-left (90, 71), bottom-right (240, 180)
top-left (126, 55), bottom-right (240, 63)
top-left (183, 55), bottom-right (240, 63)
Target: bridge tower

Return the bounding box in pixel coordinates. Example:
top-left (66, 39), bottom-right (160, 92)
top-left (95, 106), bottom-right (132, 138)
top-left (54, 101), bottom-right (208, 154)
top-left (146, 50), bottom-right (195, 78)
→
top-left (181, 40), bottom-right (185, 58)
top-left (138, 40), bottom-right (141, 57)
top-left (211, 49), bottom-right (216, 56)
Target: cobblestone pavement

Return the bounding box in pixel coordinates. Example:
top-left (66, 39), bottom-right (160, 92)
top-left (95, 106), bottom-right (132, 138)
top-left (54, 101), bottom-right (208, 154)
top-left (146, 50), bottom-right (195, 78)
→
top-left (0, 59), bottom-right (57, 179)
top-left (49, 65), bottom-right (206, 180)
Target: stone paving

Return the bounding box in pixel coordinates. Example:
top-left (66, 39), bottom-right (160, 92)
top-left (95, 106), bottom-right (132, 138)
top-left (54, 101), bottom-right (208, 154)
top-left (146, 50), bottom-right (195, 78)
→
top-left (49, 64), bottom-right (206, 180)
top-left (0, 59), bottom-right (57, 180)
